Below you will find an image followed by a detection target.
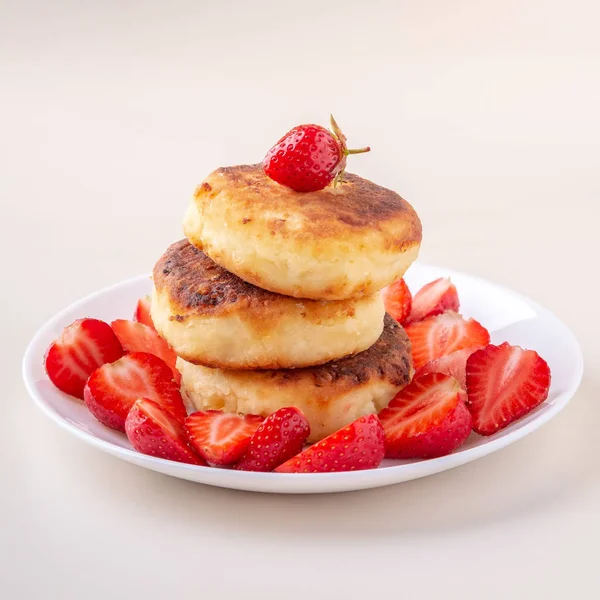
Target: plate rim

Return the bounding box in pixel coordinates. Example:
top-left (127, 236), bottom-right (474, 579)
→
top-left (22, 265), bottom-right (584, 493)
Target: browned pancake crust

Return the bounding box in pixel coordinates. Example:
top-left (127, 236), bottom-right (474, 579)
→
top-left (252, 314), bottom-right (412, 387)
top-left (194, 164), bottom-right (422, 251)
top-left (153, 239), bottom-right (360, 322)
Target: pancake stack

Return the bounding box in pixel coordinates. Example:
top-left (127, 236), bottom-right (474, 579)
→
top-left (151, 164), bottom-right (422, 442)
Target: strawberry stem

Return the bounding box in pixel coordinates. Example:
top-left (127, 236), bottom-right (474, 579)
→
top-left (329, 114), bottom-right (370, 188)
top-left (329, 114), bottom-right (347, 148)
top-left (347, 146), bottom-right (371, 155)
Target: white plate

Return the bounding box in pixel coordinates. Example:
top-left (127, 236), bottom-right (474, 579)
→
top-left (22, 265), bottom-right (583, 494)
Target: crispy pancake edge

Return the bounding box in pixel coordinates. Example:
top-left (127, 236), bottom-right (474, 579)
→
top-left (153, 239), bottom-right (365, 321)
top-left (194, 164), bottom-right (422, 250)
top-left (182, 314), bottom-right (412, 385)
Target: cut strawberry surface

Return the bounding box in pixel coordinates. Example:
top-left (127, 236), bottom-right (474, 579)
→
top-left (275, 414), bottom-right (385, 473)
top-left (236, 407), bottom-right (310, 472)
top-left (134, 295), bottom-right (155, 330)
top-left (383, 278), bottom-right (412, 324)
top-left (416, 348), bottom-right (478, 390)
top-left (45, 318), bottom-right (123, 399)
top-left (379, 373), bottom-right (471, 459)
top-left (404, 312), bottom-right (490, 371)
top-left (185, 411), bottom-right (264, 466)
top-left (466, 343), bottom-right (551, 436)
top-left (111, 319), bottom-right (180, 383)
top-left (407, 277), bottom-right (459, 323)
top-left (83, 352), bottom-right (187, 432)
top-left (125, 398), bottom-right (205, 465)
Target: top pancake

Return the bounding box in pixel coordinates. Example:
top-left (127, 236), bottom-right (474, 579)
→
top-left (183, 164), bottom-right (422, 300)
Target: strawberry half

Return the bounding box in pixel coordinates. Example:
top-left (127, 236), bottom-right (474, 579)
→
top-left (111, 319), bottom-right (180, 383)
top-left (404, 312), bottom-right (490, 371)
top-left (416, 348), bottom-right (478, 390)
top-left (125, 398), bottom-right (205, 465)
top-left (466, 343), bottom-right (551, 436)
top-left (383, 278), bottom-right (413, 324)
top-left (236, 407), bottom-right (311, 472)
top-left (45, 318), bottom-right (123, 399)
top-left (185, 411), bottom-right (264, 466)
top-left (407, 277), bottom-right (459, 323)
top-left (84, 352), bottom-right (186, 432)
top-left (275, 414), bottom-right (385, 473)
top-left (134, 295), bottom-right (155, 330)
top-left (378, 373), bottom-right (472, 459)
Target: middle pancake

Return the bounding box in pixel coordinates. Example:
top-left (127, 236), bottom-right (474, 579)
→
top-left (152, 240), bottom-right (385, 370)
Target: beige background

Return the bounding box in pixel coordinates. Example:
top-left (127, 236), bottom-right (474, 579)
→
top-left (1, 1), bottom-right (599, 598)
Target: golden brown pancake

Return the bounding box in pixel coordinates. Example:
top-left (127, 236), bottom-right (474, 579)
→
top-left (152, 240), bottom-right (386, 370)
top-left (183, 164), bottom-right (422, 300)
top-left (178, 315), bottom-right (413, 442)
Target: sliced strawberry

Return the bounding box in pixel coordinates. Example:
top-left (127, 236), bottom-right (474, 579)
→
top-left (84, 352), bottom-right (186, 432)
top-left (134, 295), bottom-right (155, 330)
top-left (383, 278), bottom-right (413, 324)
top-left (111, 319), bottom-right (180, 383)
top-left (416, 348), bottom-right (479, 390)
top-left (407, 277), bottom-right (459, 323)
top-left (236, 407), bottom-right (311, 472)
top-left (125, 398), bottom-right (205, 465)
top-left (466, 343), bottom-right (551, 436)
top-left (378, 373), bottom-right (472, 459)
top-left (45, 318), bottom-right (123, 399)
top-left (185, 411), bottom-right (264, 466)
top-left (404, 312), bottom-right (490, 371)
top-left (275, 414), bottom-right (385, 473)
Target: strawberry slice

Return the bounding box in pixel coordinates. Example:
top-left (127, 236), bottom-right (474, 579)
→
top-left (275, 414), bottom-right (385, 473)
top-left (383, 278), bottom-right (413, 324)
top-left (416, 348), bottom-right (479, 390)
top-left (404, 312), bottom-right (490, 371)
top-left (185, 411), bottom-right (264, 466)
top-left (84, 352), bottom-right (187, 432)
top-left (378, 373), bottom-right (472, 459)
top-left (45, 318), bottom-right (123, 399)
top-left (134, 295), bottom-right (155, 330)
top-left (466, 343), bottom-right (551, 436)
top-left (111, 319), bottom-right (180, 383)
top-left (407, 277), bottom-right (459, 323)
top-left (125, 398), bottom-right (205, 465)
top-left (236, 407), bottom-right (311, 472)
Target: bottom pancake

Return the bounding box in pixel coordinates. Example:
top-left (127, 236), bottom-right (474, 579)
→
top-left (178, 315), bottom-right (413, 442)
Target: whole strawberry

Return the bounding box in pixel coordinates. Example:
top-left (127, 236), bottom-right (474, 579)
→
top-left (262, 115), bottom-right (370, 192)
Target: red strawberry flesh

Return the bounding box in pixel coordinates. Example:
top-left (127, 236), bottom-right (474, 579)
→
top-left (185, 411), bottom-right (264, 466)
top-left (416, 348), bottom-right (477, 390)
top-left (125, 398), bottom-right (205, 465)
top-left (83, 352), bottom-right (186, 432)
top-left (466, 343), bottom-right (551, 436)
top-left (379, 373), bottom-right (472, 459)
top-left (408, 277), bottom-right (459, 323)
top-left (45, 318), bottom-right (123, 399)
top-left (404, 312), bottom-right (490, 371)
top-left (383, 278), bottom-right (413, 324)
top-left (111, 319), bottom-right (180, 383)
top-left (134, 295), bottom-right (155, 330)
